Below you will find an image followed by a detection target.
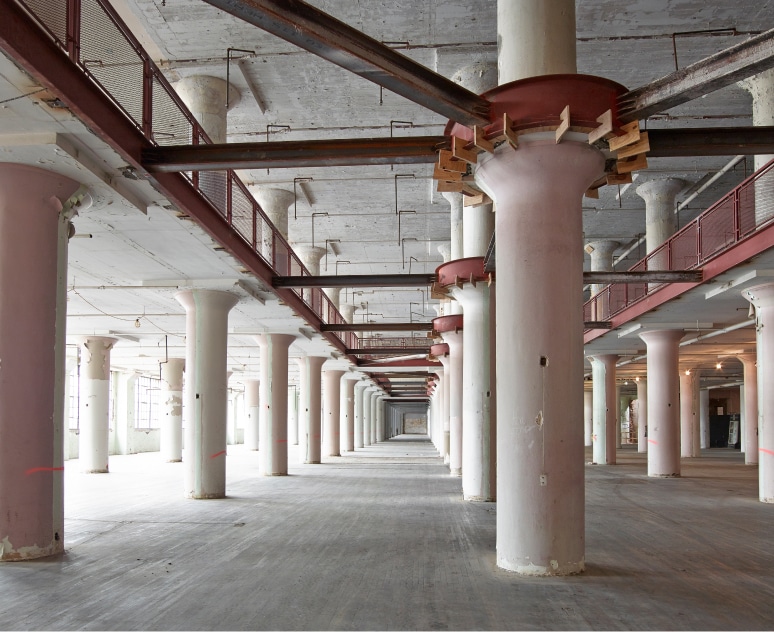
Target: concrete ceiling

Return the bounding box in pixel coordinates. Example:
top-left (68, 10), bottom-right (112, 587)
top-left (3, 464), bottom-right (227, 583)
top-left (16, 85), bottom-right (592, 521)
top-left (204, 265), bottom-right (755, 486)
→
top-left (2, 0), bottom-right (773, 394)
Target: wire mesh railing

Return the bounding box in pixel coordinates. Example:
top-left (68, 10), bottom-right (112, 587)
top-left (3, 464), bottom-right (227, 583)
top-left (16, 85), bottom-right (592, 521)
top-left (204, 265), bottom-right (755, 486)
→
top-left (584, 158), bottom-right (774, 325)
top-left (17, 0), bottom-right (358, 351)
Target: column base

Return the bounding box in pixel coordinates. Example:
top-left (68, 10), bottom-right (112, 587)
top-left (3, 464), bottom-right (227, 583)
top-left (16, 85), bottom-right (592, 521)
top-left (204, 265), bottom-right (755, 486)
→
top-left (165, 458), bottom-right (182, 463)
top-left (83, 468), bottom-right (109, 474)
top-left (450, 468), bottom-right (461, 477)
top-left (762, 496), bottom-right (774, 503)
top-left (0, 542), bottom-right (64, 562)
top-left (497, 556), bottom-right (585, 577)
top-left (263, 472), bottom-right (288, 477)
top-left (186, 492), bottom-right (226, 499)
top-left (650, 473), bottom-right (681, 478)
top-left (464, 494), bottom-right (495, 502)
top-left (305, 460), bottom-right (320, 464)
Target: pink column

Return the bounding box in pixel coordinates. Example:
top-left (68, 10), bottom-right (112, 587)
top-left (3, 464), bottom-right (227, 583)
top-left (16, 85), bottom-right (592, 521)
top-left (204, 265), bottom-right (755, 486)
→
top-left (589, 354), bottom-right (618, 465)
top-left (0, 164), bottom-right (79, 560)
top-left (639, 330), bottom-right (684, 477)
top-left (743, 283), bottom-right (774, 501)
top-left (257, 334), bottom-right (295, 475)
top-left (323, 369), bottom-right (345, 457)
top-left (679, 369), bottom-right (701, 458)
top-left (738, 353), bottom-right (759, 465)
top-left (636, 376), bottom-right (648, 453)
top-left (302, 356), bottom-right (326, 463)
top-left (176, 289), bottom-right (239, 498)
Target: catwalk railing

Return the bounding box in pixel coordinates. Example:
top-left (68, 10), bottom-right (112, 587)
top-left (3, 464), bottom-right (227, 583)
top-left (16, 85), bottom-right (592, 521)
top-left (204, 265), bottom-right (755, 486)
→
top-left (17, 0), bottom-right (355, 350)
top-left (584, 159), bottom-right (774, 325)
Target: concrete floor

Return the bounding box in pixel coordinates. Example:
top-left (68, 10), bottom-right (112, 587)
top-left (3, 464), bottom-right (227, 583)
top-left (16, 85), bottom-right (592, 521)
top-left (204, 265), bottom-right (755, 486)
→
top-left (1, 437), bottom-right (772, 631)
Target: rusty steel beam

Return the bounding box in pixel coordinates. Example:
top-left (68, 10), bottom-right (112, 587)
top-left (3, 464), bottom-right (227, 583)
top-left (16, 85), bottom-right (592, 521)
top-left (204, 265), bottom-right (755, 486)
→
top-left (584, 321), bottom-right (612, 329)
top-left (142, 136), bottom-right (450, 172)
top-left (584, 271), bottom-right (703, 284)
top-left (200, 0), bottom-right (490, 126)
top-left (647, 127), bottom-right (774, 157)
top-left (274, 274), bottom-right (435, 288)
top-left (346, 347), bottom-right (431, 355)
top-left (321, 322), bottom-right (433, 332)
top-left (618, 28), bottom-right (774, 122)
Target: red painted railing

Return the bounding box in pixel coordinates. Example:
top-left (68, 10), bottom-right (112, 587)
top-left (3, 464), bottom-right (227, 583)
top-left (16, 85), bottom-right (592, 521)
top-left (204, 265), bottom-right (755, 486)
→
top-left (584, 159), bottom-right (774, 324)
top-left (18, 0), bottom-right (356, 349)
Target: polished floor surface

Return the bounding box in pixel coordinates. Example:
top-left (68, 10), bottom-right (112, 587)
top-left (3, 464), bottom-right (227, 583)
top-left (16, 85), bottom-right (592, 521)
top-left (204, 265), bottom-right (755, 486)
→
top-left (1, 437), bottom-right (772, 630)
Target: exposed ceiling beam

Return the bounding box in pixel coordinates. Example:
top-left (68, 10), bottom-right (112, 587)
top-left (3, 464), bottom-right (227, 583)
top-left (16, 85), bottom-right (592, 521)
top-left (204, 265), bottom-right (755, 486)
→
top-left (274, 274), bottom-right (435, 288)
top-left (347, 347), bottom-right (431, 355)
top-left (647, 127), bottom-right (774, 157)
top-left (321, 322), bottom-right (433, 332)
top-left (200, 0), bottom-right (490, 126)
top-left (618, 27), bottom-right (774, 122)
top-left (584, 271), bottom-right (703, 283)
top-left (142, 136), bottom-right (449, 172)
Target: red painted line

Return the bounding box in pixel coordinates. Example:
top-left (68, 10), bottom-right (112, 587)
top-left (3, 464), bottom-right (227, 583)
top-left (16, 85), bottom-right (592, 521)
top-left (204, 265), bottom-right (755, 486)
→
top-left (25, 466), bottom-right (65, 476)
top-left (210, 450), bottom-right (227, 459)
top-left (760, 448), bottom-right (774, 456)
top-left (648, 439), bottom-right (658, 445)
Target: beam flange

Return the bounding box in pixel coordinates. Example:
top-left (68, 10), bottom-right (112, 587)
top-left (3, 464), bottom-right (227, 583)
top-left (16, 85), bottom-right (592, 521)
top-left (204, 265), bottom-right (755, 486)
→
top-left (585, 271), bottom-right (703, 283)
top-left (201, 0), bottom-right (490, 126)
top-left (274, 274), bottom-right (435, 288)
top-left (142, 136), bottom-right (450, 172)
top-left (647, 127), bottom-right (774, 157)
top-left (321, 322), bottom-right (434, 332)
top-left (618, 28), bottom-right (774, 122)
top-left (346, 347), bottom-right (431, 355)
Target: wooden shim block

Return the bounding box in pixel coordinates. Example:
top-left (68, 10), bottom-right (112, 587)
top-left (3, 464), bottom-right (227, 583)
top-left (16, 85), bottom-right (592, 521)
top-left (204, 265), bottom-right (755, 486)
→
top-left (433, 164), bottom-right (462, 182)
top-left (438, 149), bottom-right (468, 173)
top-left (616, 153), bottom-right (648, 174)
top-left (473, 126), bottom-right (495, 153)
top-left (616, 131), bottom-right (650, 159)
top-left (460, 183), bottom-right (479, 197)
top-left (463, 191), bottom-right (491, 207)
top-left (555, 105), bottom-right (571, 143)
top-left (608, 121), bottom-right (640, 152)
top-left (503, 113), bottom-right (519, 149)
top-left (452, 135), bottom-right (478, 164)
top-left (588, 109), bottom-right (614, 144)
top-left (584, 187), bottom-right (600, 199)
top-left (606, 172), bottom-right (633, 185)
top-left (437, 180), bottom-right (463, 193)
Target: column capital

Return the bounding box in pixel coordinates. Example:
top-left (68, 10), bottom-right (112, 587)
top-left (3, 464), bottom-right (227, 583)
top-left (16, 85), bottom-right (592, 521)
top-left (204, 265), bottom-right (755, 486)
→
top-left (635, 178), bottom-right (686, 204)
top-left (292, 245), bottom-right (327, 275)
top-left (743, 282), bottom-right (774, 309)
top-left (638, 328), bottom-right (685, 345)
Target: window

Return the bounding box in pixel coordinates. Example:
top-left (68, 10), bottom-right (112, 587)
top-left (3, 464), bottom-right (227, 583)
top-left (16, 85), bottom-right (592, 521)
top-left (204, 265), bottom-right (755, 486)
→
top-left (135, 375), bottom-right (162, 429)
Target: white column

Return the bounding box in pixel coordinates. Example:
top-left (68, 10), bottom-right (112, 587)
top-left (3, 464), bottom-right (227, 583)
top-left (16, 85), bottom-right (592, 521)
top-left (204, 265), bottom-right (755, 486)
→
top-left (442, 192), bottom-right (464, 262)
top-left (454, 284), bottom-right (494, 500)
top-left (77, 336), bottom-right (118, 473)
top-left (257, 334), bottom-right (295, 475)
top-left (636, 377), bottom-right (648, 453)
top-left (160, 358), bottom-right (185, 462)
top-left (739, 69), bottom-right (774, 224)
top-left (341, 376), bottom-right (356, 453)
top-left (323, 369), bottom-right (345, 457)
top-left (376, 396), bottom-right (386, 442)
top-left (739, 353), bottom-right (759, 465)
top-left (700, 389), bottom-right (710, 449)
top-left (354, 382), bottom-right (367, 449)
top-left (174, 75), bottom-right (237, 144)
top-left (370, 390), bottom-right (379, 444)
top-left (288, 385), bottom-right (299, 446)
top-left (636, 179), bottom-right (686, 256)
top-left (363, 388), bottom-right (374, 446)
top-left (301, 356), bottom-right (326, 463)
top-left (176, 289), bottom-right (239, 499)
top-left (244, 379), bottom-right (260, 451)
top-left (742, 283), bottom-right (774, 501)
top-left (295, 359), bottom-right (307, 458)
top-left (583, 388), bottom-right (593, 447)
top-left (590, 354), bottom-right (618, 465)
top-left (438, 355), bottom-right (451, 463)
top-left (442, 331), bottom-right (463, 476)
top-left (679, 369), bottom-right (701, 457)
top-left (0, 165), bottom-right (79, 560)
top-left (639, 330), bottom-right (684, 478)
top-left (248, 186), bottom-right (294, 262)
top-left (293, 245), bottom-right (327, 304)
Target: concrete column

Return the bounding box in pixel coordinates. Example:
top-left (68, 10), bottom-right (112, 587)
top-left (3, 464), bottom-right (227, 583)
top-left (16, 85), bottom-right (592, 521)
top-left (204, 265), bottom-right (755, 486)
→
top-left (431, 370), bottom-right (444, 453)
top-left (160, 358), bottom-right (185, 462)
top-left (497, 0), bottom-right (576, 83)
top-left (636, 377), bottom-right (648, 453)
top-left (589, 354), bottom-right (618, 465)
top-left (301, 356), bottom-right (326, 463)
top-left (476, 138), bottom-right (603, 575)
top-left (700, 389), bottom-right (710, 449)
top-left (323, 369), bottom-right (345, 457)
top-left (585, 240), bottom-right (620, 298)
top-left (370, 390), bottom-right (379, 444)
top-left (244, 379), bottom-right (260, 451)
top-left (739, 353), bottom-right (759, 465)
top-left (248, 186), bottom-right (294, 262)
top-left (257, 334), bottom-right (295, 475)
top-left (295, 359), bottom-right (307, 458)
top-left (176, 289), bottom-right (239, 499)
top-left (354, 382), bottom-right (367, 449)
top-left (454, 285), bottom-right (494, 500)
top-left (442, 331), bottom-right (463, 477)
top-left (0, 165), bottom-right (80, 560)
top-left (323, 287), bottom-right (341, 311)
top-left (293, 245), bottom-right (326, 304)
top-left (740, 386), bottom-right (746, 454)
top-left (636, 179), bottom-right (686, 256)
top-left (174, 75), bottom-right (237, 144)
top-left (438, 355), bottom-right (451, 464)
top-left (77, 336), bottom-right (118, 473)
top-left (743, 283), bottom-right (774, 501)
top-left (288, 385), bottom-right (299, 446)
top-left (362, 388), bottom-right (373, 446)
top-left (739, 69), bottom-right (774, 224)
top-left (441, 192), bottom-right (464, 262)
top-left (679, 369), bottom-right (701, 458)
top-left (341, 376), bottom-right (356, 453)
top-left (376, 396), bottom-right (385, 442)
top-left (639, 330), bottom-right (684, 478)
top-left (583, 387), bottom-right (593, 447)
